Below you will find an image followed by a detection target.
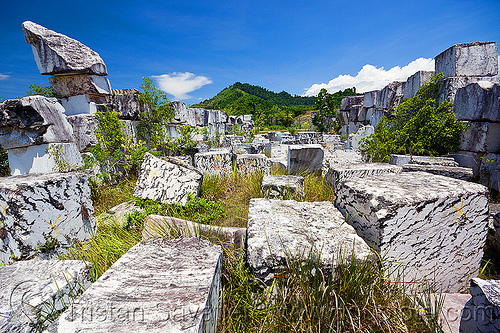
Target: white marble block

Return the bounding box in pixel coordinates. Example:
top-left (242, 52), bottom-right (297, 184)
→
top-left (60, 95), bottom-right (99, 116)
top-left (46, 238), bottom-right (222, 333)
top-left (454, 81), bottom-right (500, 122)
top-left (0, 171), bottom-right (96, 264)
top-left (66, 114), bottom-right (98, 152)
top-left (435, 42), bottom-right (498, 78)
top-left (363, 90), bottom-right (378, 108)
top-left (134, 153), bottom-right (203, 204)
top-left (247, 199), bottom-right (373, 282)
top-left (403, 71), bottom-right (435, 99)
top-left (236, 154), bottom-right (271, 174)
top-left (287, 144), bottom-right (324, 175)
top-left (335, 171), bottom-right (489, 292)
top-left (402, 163), bottom-right (474, 181)
top-left (325, 163), bottom-right (402, 191)
top-left (194, 150), bottom-right (233, 176)
top-left (49, 74), bottom-right (112, 98)
top-left (460, 121), bottom-right (500, 153)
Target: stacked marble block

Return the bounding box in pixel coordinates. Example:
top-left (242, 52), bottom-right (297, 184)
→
top-left (46, 238), bottom-right (222, 333)
top-left (171, 101), bottom-right (229, 139)
top-left (335, 171), bottom-right (489, 292)
top-left (390, 154), bottom-right (474, 181)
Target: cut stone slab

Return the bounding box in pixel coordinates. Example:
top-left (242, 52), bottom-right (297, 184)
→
top-left (0, 96), bottom-right (74, 149)
top-left (454, 81), bottom-right (500, 122)
top-left (134, 153), bottom-right (203, 204)
top-left (438, 76), bottom-right (500, 104)
top-left (105, 89), bottom-right (144, 120)
top-left (261, 175), bottom-right (304, 198)
top-left (435, 42), bottom-right (498, 78)
top-left (193, 150), bottom-right (233, 176)
top-left (47, 238), bottom-right (222, 333)
top-left (459, 121), bottom-right (500, 153)
top-left (236, 154), bottom-right (271, 174)
top-left (335, 171), bottom-right (489, 293)
top-left (49, 74), bottom-right (111, 98)
top-left (22, 21), bottom-right (107, 76)
top-left (325, 163), bottom-right (402, 191)
top-left (247, 199), bottom-right (373, 282)
top-left (222, 135), bottom-right (245, 148)
top-left (460, 278), bottom-right (500, 332)
top-left (0, 259), bottom-right (92, 333)
top-left (8, 142), bottom-right (83, 175)
top-left (403, 71), bottom-right (435, 99)
top-left (402, 163), bottom-right (474, 181)
top-left (67, 114), bottom-right (97, 152)
top-left (60, 94), bottom-right (103, 116)
top-left (0, 171), bottom-right (96, 264)
top-left (389, 154), bottom-right (459, 167)
top-left (143, 215), bottom-right (246, 249)
top-left (287, 144), bottom-right (324, 175)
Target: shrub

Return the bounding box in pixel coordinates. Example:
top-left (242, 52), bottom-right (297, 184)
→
top-left (361, 73), bottom-right (467, 162)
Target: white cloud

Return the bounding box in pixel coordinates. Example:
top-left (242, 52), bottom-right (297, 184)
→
top-left (152, 72), bottom-right (212, 100)
top-left (0, 74), bottom-right (8, 80)
top-left (303, 57), bottom-right (435, 96)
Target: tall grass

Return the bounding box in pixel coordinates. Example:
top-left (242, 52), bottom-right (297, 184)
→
top-left (91, 175), bottom-right (137, 215)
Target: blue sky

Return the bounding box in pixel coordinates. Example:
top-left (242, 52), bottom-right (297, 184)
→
top-left (1, 0), bottom-right (499, 105)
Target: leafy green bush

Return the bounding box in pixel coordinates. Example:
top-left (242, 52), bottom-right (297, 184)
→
top-left (361, 73), bottom-right (467, 162)
top-left (313, 88), bottom-right (341, 133)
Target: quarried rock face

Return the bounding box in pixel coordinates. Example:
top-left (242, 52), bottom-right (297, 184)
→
top-left (403, 71), bottom-right (435, 99)
top-left (389, 154), bottom-right (459, 167)
top-left (247, 199), bottom-right (373, 282)
top-left (22, 21), bottom-right (107, 76)
top-left (435, 42), bottom-right (498, 78)
top-left (376, 81), bottom-right (405, 111)
top-left (325, 163), bottom-right (402, 191)
top-left (0, 96), bottom-right (74, 149)
top-left (460, 121), bottom-right (500, 153)
top-left (261, 175), bottom-right (304, 198)
top-left (104, 89), bottom-right (144, 120)
top-left (194, 150), bottom-right (233, 176)
top-left (236, 154), bottom-right (271, 174)
top-left (66, 114), bottom-right (98, 152)
top-left (0, 260), bottom-right (91, 333)
top-left (460, 278), bottom-right (500, 332)
top-left (480, 153), bottom-right (500, 192)
top-left (49, 74), bottom-right (112, 98)
top-left (437, 76), bottom-right (500, 104)
top-left (287, 144), bottom-right (324, 175)
top-left (402, 163), bottom-right (474, 181)
top-left (0, 171), bottom-right (96, 264)
top-left (134, 153), bottom-right (203, 204)
top-left (454, 81), bottom-right (500, 122)
top-left (335, 171), bottom-right (489, 292)
top-left (46, 238), bottom-right (222, 333)
top-left (340, 95), bottom-right (364, 111)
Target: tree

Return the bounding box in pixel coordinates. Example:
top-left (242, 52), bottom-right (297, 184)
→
top-left (26, 83), bottom-right (56, 97)
top-left (361, 73), bottom-right (468, 162)
top-left (137, 77), bottom-right (175, 150)
top-left (312, 88), bottom-right (340, 133)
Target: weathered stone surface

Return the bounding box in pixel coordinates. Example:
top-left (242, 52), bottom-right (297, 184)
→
top-left (460, 121), bottom-right (500, 153)
top-left (376, 81), bottom-right (405, 110)
top-left (402, 163), bottom-right (474, 181)
top-left (194, 150), bottom-right (233, 176)
top-left (143, 215), bottom-right (246, 249)
top-left (389, 154), bottom-right (459, 167)
top-left (0, 96), bottom-right (74, 149)
top-left (335, 171), bottom-right (489, 292)
top-left (479, 153), bottom-right (500, 191)
top-left (348, 105), bottom-right (363, 122)
top-left (345, 125), bottom-right (374, 150)
top-left (363, 90), bottom-right (378, 108)
top-left (47, 238), bottom-right (222, 333)
top-left (287, 144), bottom-right (324, 175)
top-left (49, 74), bottom-right (111, 98)
top-left (325, 163), bottom-right (402, 191)
top-left (365, 107), bottom-right (385, 127)
top-left (134, 153), bottom-right (203, 204)
top-left (8, 142), bottom-right (83, 175)
top-left (403, 71), bottom-right (435, 99)
top-left (438, 76), bottom-right (500, 104)
top-left (340, 96), bottom-right (364, 111)
top-left (247, 199), bottom-right (373, 282)
top-left (294, 131), bottom-right (323, 144)
top-left (236, 154), bottom-right (271, 174)
top-left (261, 175), bottom-right (304, 198)
top-left (435, 42), bottom-right (498, 78)
top-left (66, 114), bottom-right (97, 152)
top-left (0, 260), bottom-right (91, 333)
top-left (324, 149), bottom-right (364, 168)
top-left (105, 89), bottom-right (144, 120)
top-left (460, 278), bottom-right (500, 332)
top-left (454, 81), bottom-right (500, 122)
top-left (436, 293), bottom-right (472, 333)
top-left (0, 171), bottom-right (96, 264)
top-left (448, 151), bottom-right (484, 176)
top-left (60, 94), bottom-right (103, 116)
top-left (222, 135), bottom-right (245, 148)
top-left (22, 21), bottom-right (107, 76)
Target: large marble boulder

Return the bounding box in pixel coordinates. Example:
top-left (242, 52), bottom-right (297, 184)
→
top-left (236, 154), bottom-right (271, 174)
top-left (0, 171), bottom-right (96, 264)
top-left (454, 81), bottom-right (500, 122)
top-left (22, 21), bottom-right (107, 76)
top-left (48, 74), bottom-right (112, 98)
top-left (0, 260), bottom-right (91, 333)
top-left (247, 199), bottom-right (373, 282)
top-left (435, 42), bottom-right (498, 78)
top-left (335, 171), bottom-right (489, 292)
top-left (47, 238), bottom-right (222, 333)
top-left (0, 96), bottom-right (74, 149)
top-left (402, 163), bottom-right (473, 181)
top-left (66, 114), bottom-right (98, 152)
top-left (287, 144), bottom-right (324, 175)
top-left (403, 71), bottom-right (434, 99)
top-left (325, 163), bottom-right (402, 191)
top-left (460, 121), bottom-right (500, 153)
top-left (437, 76), bottom-right (500, 104)
top-left (194, 150), bottom-right (233, 176)
top-left (261, 175), bottom-right (304, 198)
top-left (460, 278), bottom-right (500, 332)
top-left (134, 153), bottom-right (203, 204)
top-left (324, 149), bottom-right (364, 168)
top-left (105, 89), bottom-right (144, 120)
